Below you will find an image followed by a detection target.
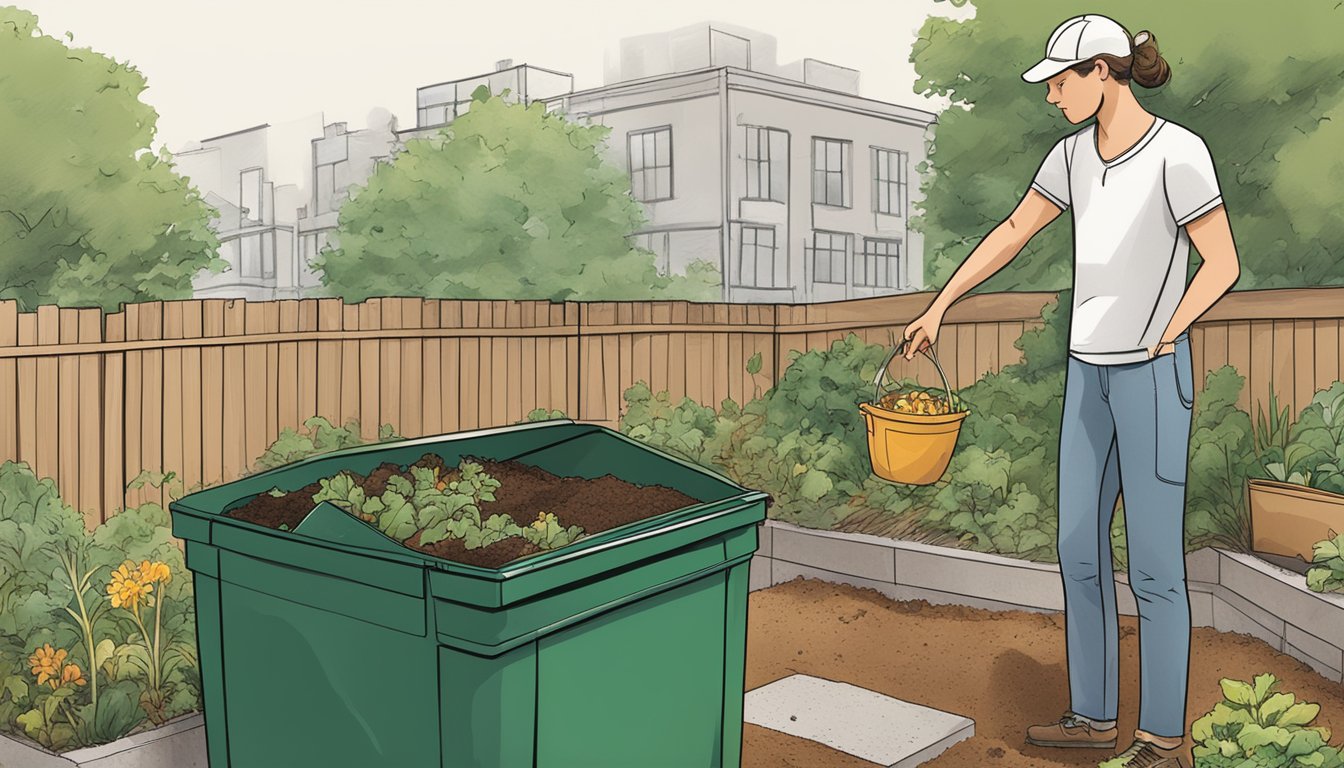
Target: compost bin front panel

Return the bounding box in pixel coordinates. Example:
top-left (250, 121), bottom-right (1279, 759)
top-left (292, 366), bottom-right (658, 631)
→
top-left (534, 571), bottom-right (730, 767)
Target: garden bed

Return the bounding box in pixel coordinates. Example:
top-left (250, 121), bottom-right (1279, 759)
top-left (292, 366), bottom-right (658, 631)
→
top-left (742, 578), bottom-right (1344, 768)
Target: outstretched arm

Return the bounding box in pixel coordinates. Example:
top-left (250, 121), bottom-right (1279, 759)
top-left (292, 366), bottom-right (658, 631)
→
top-left (902, 189), bottom-right (1062, 359)
top-left (1148, 205), bottom-right (1240, 358)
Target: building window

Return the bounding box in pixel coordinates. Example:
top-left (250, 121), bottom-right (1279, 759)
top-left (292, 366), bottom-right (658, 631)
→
top-left (629, 127), bottom-right (673, 202)
top-left (854, 238), bottom-right (901, 289)
top-left (745, 127), bottom-right (788, 202)
top-left (239, 234), bottom-right (263, 279)
top-left (239, 168), bottom-right (263, 224)
top-left (874, 148), bottom-right (907, 216)
top-left (808, 231), bottom-right (848, 285)
top-left (812, 138), bottom-right (850, 207)
top-left (734, 226), bottom-right (784, 288)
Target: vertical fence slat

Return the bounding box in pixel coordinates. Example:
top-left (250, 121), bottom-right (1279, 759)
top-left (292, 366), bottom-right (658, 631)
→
top-left (441, 301), bottom-right (462, 433)
top-left (200, 301), bottom-right (225, 488)
top-left (0, 302), bottom-right (16, 463)
top-left (458, 301), bottom-right (479, 431)
top-left (297, 300), bottom-right (319, 428)
top-left (1227, 321), bottom-right (1252, 414)
top-left (57, 309), bottom-right (80, 514)
top-left (181, 303), bottom-right (203, 497)
top-left (1314, 320), bottom-right (1338, 401)
top-left (278, 301), bottom-right (301, 433)
top-left (162, 303), bottom-right (185, 514)
top-left (506, 301), bottom-right (523, 426)
top-left (264, 301), bottom-right (280, 448)
top-left (340, 304), bottom-right (360, 430)
top-left (400, 298), bottom-right (423, 436)
top-left (17, 313), bottom-right (36, 470)
top-left (122, 304), bottom-right (143, 507)
top-left (422, 300), bottom-right (442, 435)
top-left (243, 303), bottom-right (268, 473)
top-left (221, 300), bottom-right (247, 482)
top-left (102, 313), bottom-right (125, 519)
top-left (35, 306), bottom-right (59, 491)
top-left (317, 299), bottom-right (342, 428)
top-left (358, 300), bottom-right (382, 439)
top-left (1294, 320), bottom-right (1316, 407)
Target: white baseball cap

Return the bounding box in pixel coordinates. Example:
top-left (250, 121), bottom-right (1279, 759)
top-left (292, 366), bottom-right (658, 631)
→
top-left (1022, 14), bottom-right (1135, 83)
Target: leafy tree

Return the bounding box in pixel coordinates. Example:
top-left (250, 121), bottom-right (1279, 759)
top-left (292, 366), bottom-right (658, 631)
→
top-left (912, 0), bottom-right (1344, 292)
top-left (0, 7), bottom-right (222, 312)
top-left (316, 87), bottom-right (720, 302)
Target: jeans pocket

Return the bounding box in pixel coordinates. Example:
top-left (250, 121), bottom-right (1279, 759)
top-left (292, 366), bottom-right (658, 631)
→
top-left (1173, 339), bottom-right (1195, 409)
top-left (1153, 355), bottom-right (1192, 485)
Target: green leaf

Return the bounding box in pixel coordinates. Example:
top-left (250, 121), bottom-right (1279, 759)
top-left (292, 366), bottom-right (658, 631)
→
top-left (377, 492), bottom-right (417, 541)
top-left (1287, 729), bottom-right (1328, 759)
top-left (1278, 702), bottom-right (1322, 728)
top-left (1238, 724), bottom-right (1294, 751)
top-left (3, 674), bottom-right (28, 703)
top-left (1223, 678), bottom-right (1259, 707)
top-left (1253, 673), bottom-right (1279, 705)
top-left (746, 352), bottom-right (762, 375)
top-left (94, 637), bottom-right (116, 671)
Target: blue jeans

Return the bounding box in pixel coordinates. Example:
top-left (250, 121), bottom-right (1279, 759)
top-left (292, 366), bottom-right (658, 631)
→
top-left (1058, 334), bottom-right (1195, 738)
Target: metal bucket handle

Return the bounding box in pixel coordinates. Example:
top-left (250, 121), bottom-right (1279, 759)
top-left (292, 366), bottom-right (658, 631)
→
top-left (872, 335), bottom-right (964, 412)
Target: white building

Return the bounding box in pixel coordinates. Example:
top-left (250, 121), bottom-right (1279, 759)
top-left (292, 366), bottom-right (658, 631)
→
top-left (544, 23), bottom-right (937, 303)
top-left (174, 121), bottom-right (318, 300)
top-left (292, 110), bottom-right (400, 298)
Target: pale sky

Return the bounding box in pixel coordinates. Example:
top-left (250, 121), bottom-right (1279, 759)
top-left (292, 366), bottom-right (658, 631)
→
top-left (20, 0), bottom-right (975, 189)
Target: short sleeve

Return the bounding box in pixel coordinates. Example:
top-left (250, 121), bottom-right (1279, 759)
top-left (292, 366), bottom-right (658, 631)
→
top-left (1164, 134), bottom-right (1223, 226)
top-left (1030, 137), bottom-right (1070, 211)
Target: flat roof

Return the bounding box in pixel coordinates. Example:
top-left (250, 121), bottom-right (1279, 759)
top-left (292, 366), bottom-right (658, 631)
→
top-left (549, 66), bottom-right (939, 125)
top-left (201, 123), bottom-right (271, 143)
top-left (416, 62), bottom-right (574, 93)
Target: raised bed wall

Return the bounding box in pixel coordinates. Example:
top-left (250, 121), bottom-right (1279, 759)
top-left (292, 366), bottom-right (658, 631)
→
top-left (751, 520), bottom-right (1344, 683)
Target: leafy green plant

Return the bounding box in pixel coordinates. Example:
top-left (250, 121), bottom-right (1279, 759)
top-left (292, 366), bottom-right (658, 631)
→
top-left (310, 460), bottom-right (583, 552)
top-left (1306, 533), bottom-right (1344, 594)
top-left (1256, 386), bottom-right (1298, 462)
top-left (252, 417), bottom-right (399, 474)
top-left (1262, 383), bottom-right (1344, 495)
top-left (1190, 674), bottom-right (1343, 767)
top-left (0, 462), bottom-right (199, 752)
top-left (523, 408), bottom-right (567, 423)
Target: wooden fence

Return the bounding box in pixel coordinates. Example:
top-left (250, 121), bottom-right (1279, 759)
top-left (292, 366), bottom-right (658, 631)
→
top-left (1, 287), bottom-right (1340, 526)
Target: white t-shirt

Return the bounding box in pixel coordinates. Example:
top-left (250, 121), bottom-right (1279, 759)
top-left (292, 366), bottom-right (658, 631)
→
top-left (1030, 116), bottom-right (1223, 365)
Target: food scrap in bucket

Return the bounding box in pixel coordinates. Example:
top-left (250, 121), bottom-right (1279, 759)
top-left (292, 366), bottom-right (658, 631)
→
top-left (876, 389), bottom-right (963, 416)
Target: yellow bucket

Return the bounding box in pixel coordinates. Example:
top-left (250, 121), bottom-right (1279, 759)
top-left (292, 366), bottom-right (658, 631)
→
top-left (861, 339), bottom-right (968, 486)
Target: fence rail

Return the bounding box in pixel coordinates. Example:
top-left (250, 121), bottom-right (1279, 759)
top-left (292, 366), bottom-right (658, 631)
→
top-left (1, 287), bottom-right (1340, 526)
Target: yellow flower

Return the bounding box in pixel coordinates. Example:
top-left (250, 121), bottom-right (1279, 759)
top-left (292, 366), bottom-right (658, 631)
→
top-left (60, 663), bottom-right (86, 688)
top-left (139, 560), bottom-right (171, 585)
top-left (107, 561), bottom-right (152, 610)
top-left (29, 644), bottom-right (67, 687)
top-left (531, 512), bottom-right (554, 531)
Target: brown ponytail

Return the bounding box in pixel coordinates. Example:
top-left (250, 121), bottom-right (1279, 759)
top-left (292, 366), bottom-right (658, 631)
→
top-left (1129, 30), bottom-right (1171, 88)
top-left (1068, 28), bottom-right (1172, 89)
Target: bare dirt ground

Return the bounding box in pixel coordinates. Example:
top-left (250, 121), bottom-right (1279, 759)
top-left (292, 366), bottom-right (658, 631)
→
top-left (743, 578), bottom-right (1344, 768)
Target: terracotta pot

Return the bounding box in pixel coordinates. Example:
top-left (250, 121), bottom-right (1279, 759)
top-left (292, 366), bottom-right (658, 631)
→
top-left (1248, 478), bottom-right (1344, 561)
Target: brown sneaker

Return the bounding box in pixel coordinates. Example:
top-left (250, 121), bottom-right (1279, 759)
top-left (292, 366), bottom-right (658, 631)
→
top-left (1100, 739), bottom-right (1187, 767)
top-left (1025, 712), bottom-right (1118, 749)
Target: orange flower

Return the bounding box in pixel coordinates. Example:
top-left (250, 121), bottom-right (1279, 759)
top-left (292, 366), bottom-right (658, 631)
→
top-left (60, 663), bottom-right (86, 688)
top-left (29, 644), bottom-right (68, 687)
top-left (108, 561), bottom-right (153, 610)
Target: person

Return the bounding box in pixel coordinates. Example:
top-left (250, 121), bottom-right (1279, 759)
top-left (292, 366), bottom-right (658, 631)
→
top-left (901, 14), bottom-right (1240, 768)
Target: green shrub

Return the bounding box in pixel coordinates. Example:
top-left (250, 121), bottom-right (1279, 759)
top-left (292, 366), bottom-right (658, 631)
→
top-left (250, 417), bottom-right (399, 474)
top-left (1306, 533), bottom-right (1344, 594)
top-left (620, 291), bottom-right (1259, 565)
top-left (1263, 382), bottom-right (1344, 495)
top-left (1190, 674), bottom-right (1343, 767)
top-left (0, 463), bottom-right (198, 751)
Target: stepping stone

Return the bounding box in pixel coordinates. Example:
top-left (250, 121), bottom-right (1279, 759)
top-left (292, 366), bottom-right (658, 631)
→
top-left (744, 674), bottom-right (974, 767)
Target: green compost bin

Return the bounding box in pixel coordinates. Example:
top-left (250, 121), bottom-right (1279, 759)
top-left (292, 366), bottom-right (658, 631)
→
top-left (169, 419), bottom-right (767, 768)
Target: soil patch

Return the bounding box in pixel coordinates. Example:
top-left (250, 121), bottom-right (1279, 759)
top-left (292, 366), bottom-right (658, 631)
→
top-left (224, 453), bottom-right (700, 568)
top-left (743, 578), bottom-right (1344, 768)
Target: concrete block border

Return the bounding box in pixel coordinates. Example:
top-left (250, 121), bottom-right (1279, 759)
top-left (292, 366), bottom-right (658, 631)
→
top-left (0, 713), bottom-right (205, 768)
top-left (753, 520), bottom-right (1344, 683)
